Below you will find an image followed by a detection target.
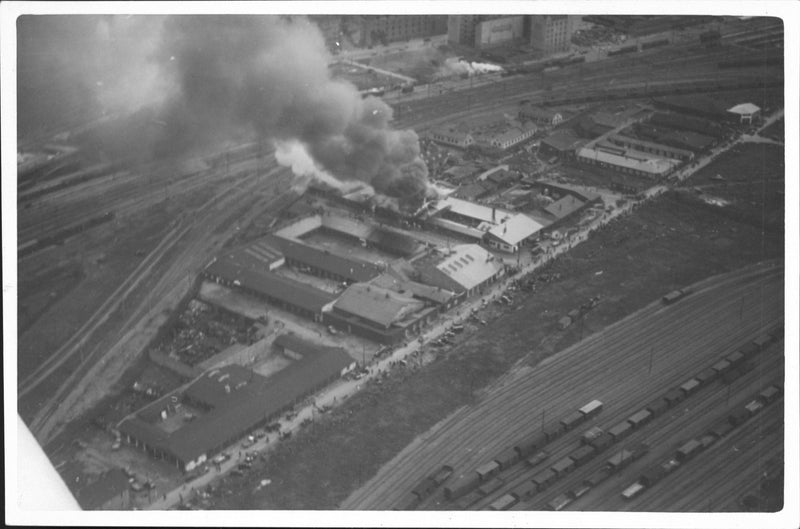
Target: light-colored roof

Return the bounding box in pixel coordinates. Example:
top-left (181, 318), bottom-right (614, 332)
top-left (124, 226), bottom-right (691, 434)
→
top-left (578, 147), bottom-right (679, 176)
top-left (435, 244), bottom-right (503, 291)
top-left (334, 283), bottom-right (424, 328)
top-left (486, 214), bottom-right (543, 246)
top-left (727, 103), bottom-right (761, 115)
top-left (433, 196), bottom-right (515, 225)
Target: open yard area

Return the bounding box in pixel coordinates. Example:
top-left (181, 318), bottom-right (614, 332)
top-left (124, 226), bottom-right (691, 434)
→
top-left (199, 186), bottom-right (782, 510)
top-left (684, 142), bottom-right (784, 232)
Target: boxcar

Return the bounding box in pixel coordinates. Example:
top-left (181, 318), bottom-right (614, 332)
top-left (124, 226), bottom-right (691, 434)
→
top-left (621, 482), bottom-right (646, 500)
top-left (569, 445), bottom-right (596, 466)
top-left (645, 397), bottom-right (670, 417)
top-left (711, 359), bottom-right (732, 376)
top-left (584, 467), bottom-right (612, 487)
top-left (546, 493), bottom-right (572, 511)
top-left (432, 465), bottom-right (454, 485)
top-left (679, 378), bottom-right (701, 397)
top-left (532, 469), bottom-right (557, 491)
top-left (709, 419), bottom-right (734, 438)
top-left (412, 477), bottom-right (438, 500)
top-left (514, 433), bottom-right (547, 459)
top-left (728, 408), bottom-right (751, 426)
top-left (478, 476), bottom-right (505, 496)
top-left (608, 421), bottom-right (633, 441)
top-left (455, 490), bottom-right (483, 509)
top-left (581, 426), bottom-right (604, 445)
top-left (476, 461), bottom-right (500, 481)
top-left (695, 367), bottom-right (718, 386)
top-left (543, 424), bottom-right (564, 443)
top-left (663, 388), bottom-right (685, 406)
top-left (489, 493), bottom-right (518, 511)
top-left (590, 432), bottom-right (614, 452)
top-left (758, 385), bottom-right (782, 405)
top-left (752, 335), bottom-right (773, 350)
top-left (444, 472), bottom-right (480, 500)
top-left (526, 450), bottom-right (550, 467)
top-left (607, 449), bottom-right (634, 471)
top-left (560, 410), bottom-right (586, 432)
top-left (725, 350), bottom-right (745, 367)
top-left (639, 465), bottom-right (666, 487)
top-left (569, 484), bottom-right (591, 500)
top-left (627, 409), bottom-right (653, 429)
top-left (512, 479), bottom-right (538, 500)
top-left (676, 439), bottom-right (703, 462)
top-left (551, 457), bottom-right (576, 476)
top-left (578, 400), bottom-right (604, 419)
top-left (494, 447), bottom-right (520, 470)
top-left (699, 433), bottom-right (718, 449)
top-left (744, 400), bottom-right (764, 416)
top-left (740, 342), bottom-right (759, 359)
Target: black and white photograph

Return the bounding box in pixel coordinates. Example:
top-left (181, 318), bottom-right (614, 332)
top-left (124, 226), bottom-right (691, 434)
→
top-left (3, 2), bottom-right (798, 527)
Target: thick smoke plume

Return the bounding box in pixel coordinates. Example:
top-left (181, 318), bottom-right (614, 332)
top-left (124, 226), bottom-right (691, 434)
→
top-left (156, 16), bottom-right (431, 207)
top-left (17, 15), bottom-right (432, 207)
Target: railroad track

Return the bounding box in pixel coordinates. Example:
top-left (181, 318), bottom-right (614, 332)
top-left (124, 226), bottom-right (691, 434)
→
top-left (343, 263), bottom-right (782, 509)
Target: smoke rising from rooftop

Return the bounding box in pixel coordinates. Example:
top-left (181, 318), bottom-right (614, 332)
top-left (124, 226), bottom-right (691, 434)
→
top-left (157, 15), bottom-right (431, 206)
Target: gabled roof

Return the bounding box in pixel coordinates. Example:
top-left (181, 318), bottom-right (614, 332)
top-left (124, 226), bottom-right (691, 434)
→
top-left (333, 283), bottom-right (424, 328)
top-left (486, 214), bottom-right (543, 246)
top-left (433, 244), bottom-right (503, 291)
top-left (205, 263), bottom-right (336, 313)
top-left (544, 194), bottom-right (585, 219)
top-left (727, 102), bottom-right (760, 115)
top-left (370, 273), bottom-right (456, 305)
top-left (272, 237), bottom-right (382, 283)
top-left (578, 147), bottom-right (680, 176)
top-left (542, 130), bottom-right (587, 152)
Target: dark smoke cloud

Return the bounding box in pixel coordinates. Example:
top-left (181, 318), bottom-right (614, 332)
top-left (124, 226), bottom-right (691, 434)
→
top-left (156, 15), bottom-right (430, 206)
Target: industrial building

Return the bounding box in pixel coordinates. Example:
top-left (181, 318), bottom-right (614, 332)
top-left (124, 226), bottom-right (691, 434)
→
top-left (118, 343), bottom-right (356, 472)
top-left (326, 282), bottom-right (437, 344)
top-left (416, 244), bottom-right (505, 296)
top-left (519, 104), bottom-right (564, 126)
top-left (357, 15), bottom-right (447, 47)
top-left (577, 144), bottom-right (681, 178)
top-left (425, 196), bottom-right (543, 251)
top-left (529, 15), bottom-right (581, 54)
top-left (428, 125), bottom-right (475, 149)
top-left (727, 103), bottom-right (761, 124)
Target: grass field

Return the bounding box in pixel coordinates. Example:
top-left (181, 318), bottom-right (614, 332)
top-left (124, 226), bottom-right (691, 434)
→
top-left (203, 184), bottom-right (783, 510)
top-left (684, 142), bottom-right (784, 232)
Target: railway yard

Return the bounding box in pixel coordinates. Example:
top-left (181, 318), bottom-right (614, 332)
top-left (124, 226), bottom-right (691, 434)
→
top-left (12, 14), bottom-right (790, 517)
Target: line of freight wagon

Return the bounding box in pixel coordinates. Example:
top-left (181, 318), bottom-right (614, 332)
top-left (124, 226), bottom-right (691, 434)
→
top-left (480, 324), bottom-right (782, 511)
top-left (618, 381), bottom-right (783, 502)
top-left (393, 399), bottom-right (603, 510)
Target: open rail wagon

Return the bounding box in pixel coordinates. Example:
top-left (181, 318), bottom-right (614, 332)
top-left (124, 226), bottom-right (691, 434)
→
top-left (489, 493), bottom-right (518, 511)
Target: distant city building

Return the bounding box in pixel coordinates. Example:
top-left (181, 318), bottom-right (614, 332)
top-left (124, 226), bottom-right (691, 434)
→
top-left (529, 15), bottom-right (580, 54)
top-left (359, 15), bottom-right (447, 47)
top-left (449, 15), bottom-right (523, 48)
top-left (474, 16), bottom-right (526, 48)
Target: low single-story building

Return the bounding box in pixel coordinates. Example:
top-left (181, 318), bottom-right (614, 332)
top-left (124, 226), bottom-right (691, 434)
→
top-left (727, 103), bottom-right (761, 124)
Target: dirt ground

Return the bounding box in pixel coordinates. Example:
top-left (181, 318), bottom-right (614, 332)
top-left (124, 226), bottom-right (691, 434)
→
top-left (683, 142), bottom-right (784, 232)
top-left (202, 184), bottom-right (782, 510)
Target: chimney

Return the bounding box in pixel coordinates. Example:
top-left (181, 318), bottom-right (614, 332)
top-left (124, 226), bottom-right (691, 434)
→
top-left (492, 207), bottom-right (496, 223)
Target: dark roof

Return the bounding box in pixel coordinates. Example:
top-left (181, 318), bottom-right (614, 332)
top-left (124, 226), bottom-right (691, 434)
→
top-left (366, 228), bottom-right (421, 257)
top-left (124, 346), bottom-right (356, 465)
top-left (206, 263), bottom-right (336, 314)
top-left (487, 169), bottom-right (517, 186)
top-left (544, 194), bottom-right (585, 219)
top-left (520, 103), bottom-right (561, 121)
top-left (167, 346), bottom-right (355, 463)
top-left (184, 364), bottom-right (268, 409)
top-left (541, 130), bottom-right (587, 152)
top-left (334, 283), bottom-right (424, 328)
top-left (370, 273), bottom-right (455, 305)
top-left (273, 237), bottom-right (382, 282)
top-left (76, 468), bottom-right (129, 510)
